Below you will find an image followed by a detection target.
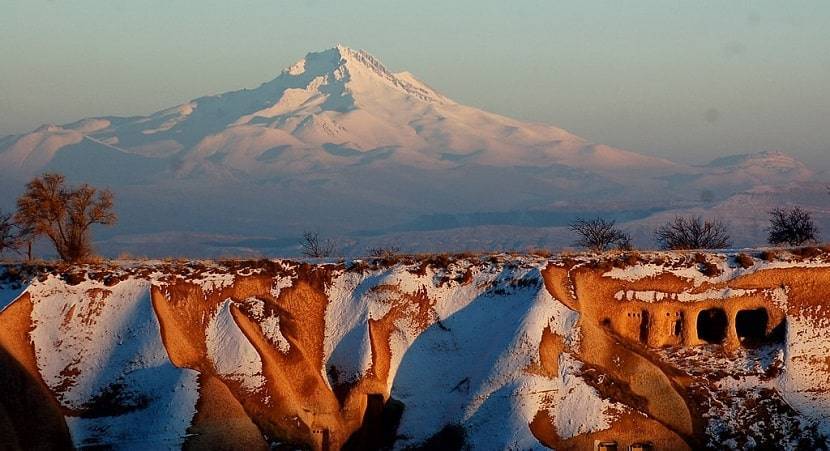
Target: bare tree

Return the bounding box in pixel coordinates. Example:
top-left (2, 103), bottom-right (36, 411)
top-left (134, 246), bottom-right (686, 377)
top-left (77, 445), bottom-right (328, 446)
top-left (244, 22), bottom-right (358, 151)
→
top-left (15, 222), bottom-right (35, 261)
top-left (569, 218), bottom-right (631, 253)
top-left (300, 231), bottom-right (335, 258)
top-left (767, 207), bottom-right (819, 246)
top-left (0, 210), bottom-right (35, 260)
top-left (655, 216), bottom-right (731, 250)
top-left (0, 210), bottom-right (20, 257)
top-left (15, 173), bottom-right (116, 262)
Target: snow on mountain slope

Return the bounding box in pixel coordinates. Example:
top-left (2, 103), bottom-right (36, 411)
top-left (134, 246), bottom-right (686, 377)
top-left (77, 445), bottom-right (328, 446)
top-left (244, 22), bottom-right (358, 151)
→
top-left (0, 45), bottom-right (678, 179)
top-left (705, 150), bottom-right (811, 172)
top-left (0, 125), bottom-right (84, 175)
top-left (690, 151), bottom-right (815, 193)
top-left (0, 46), bottom-right (820, 257)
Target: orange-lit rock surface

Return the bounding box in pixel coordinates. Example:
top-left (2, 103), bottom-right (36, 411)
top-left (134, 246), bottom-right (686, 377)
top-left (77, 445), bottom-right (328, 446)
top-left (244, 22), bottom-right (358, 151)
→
top-left (0, 251), bottom-right (829, 450)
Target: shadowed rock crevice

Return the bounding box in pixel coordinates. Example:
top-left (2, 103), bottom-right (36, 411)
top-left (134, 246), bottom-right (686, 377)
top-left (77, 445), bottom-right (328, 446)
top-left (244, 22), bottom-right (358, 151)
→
top-left (342, 395), bottom-right (404, 451)
top-left (0, 345), bottom-right (74, 450)
top-left (0, 294), bottom-right (73, 450)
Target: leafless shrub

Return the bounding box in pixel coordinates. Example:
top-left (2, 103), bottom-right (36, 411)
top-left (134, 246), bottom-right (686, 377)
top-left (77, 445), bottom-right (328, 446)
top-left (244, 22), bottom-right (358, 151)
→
top-left (14, 173), bottom-right (116, 262)
top-left (655, 216), bottom-right (731, 250)
top-left (569, 218), bottom-right (631, 253)
top-left (300, 231), bottom-right (336, 258)
top-left (368, 246), bottom-right (401, 259)
top-left (767, 207), bottom-right (819, 247)
top-left (0, 210), bottom-right (35, 260)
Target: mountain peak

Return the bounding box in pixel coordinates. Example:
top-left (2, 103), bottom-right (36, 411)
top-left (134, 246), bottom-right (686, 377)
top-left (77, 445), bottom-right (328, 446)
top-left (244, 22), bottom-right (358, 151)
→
top-left (281, 45), bottom-right (379, 77)
top-left (34, 123), bottom-right (63, 133)
top-left (281, 45), bottom-right (451, 105)
top-left (332, 43), bottom-right (367, 60)
top-left (2, 46), bottom-right (721, 183)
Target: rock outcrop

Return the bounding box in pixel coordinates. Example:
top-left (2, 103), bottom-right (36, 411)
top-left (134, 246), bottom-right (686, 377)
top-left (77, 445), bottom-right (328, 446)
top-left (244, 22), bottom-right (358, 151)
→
top-left (0, 251), bottom-right (829, 450)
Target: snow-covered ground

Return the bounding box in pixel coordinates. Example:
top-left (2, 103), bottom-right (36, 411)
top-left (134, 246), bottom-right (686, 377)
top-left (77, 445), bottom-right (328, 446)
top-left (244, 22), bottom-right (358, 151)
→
top-left (0, 253), bottom-right (828, 449)
top-left (24, 275), bottom-right (199, 449)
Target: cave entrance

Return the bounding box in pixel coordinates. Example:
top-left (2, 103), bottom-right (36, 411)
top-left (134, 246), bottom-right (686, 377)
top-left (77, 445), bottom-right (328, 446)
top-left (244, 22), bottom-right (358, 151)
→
top-left (672, 312), bottom-right (683, 338)
top-left (696, 308), bottom-right (727, 344)
top-left (735, 308), bottom-right (768, 347)
top-left (638, 310), bottom-right (650, 344)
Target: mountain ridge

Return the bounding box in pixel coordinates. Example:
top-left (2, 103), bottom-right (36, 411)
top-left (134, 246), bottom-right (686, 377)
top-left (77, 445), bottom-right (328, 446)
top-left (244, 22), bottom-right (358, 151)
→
top-left (0, 45), bottom-right (681, 178)
top-left (0, 45), bottom-right (825, 257)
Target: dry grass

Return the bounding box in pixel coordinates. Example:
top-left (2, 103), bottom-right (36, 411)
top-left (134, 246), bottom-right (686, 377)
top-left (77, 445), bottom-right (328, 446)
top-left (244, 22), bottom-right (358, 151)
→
top-left (759, 250), bottom-right (778, 262)
top-left (115, 252), bottom-right (135, 261)
top-left (528, 248), bottom-right (554, 258)
top-left (611, 252), bottom-right (643, 269)
top-left (792, 246), bottom-right (823, 260)
top-left (735, 253), bottom-right (754, 269)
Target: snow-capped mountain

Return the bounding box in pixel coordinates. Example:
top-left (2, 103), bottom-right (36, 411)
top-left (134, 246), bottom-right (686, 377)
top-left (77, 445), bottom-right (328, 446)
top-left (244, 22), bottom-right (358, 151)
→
top-left (0, 46), bottom-right (823, 256)
top-left (0, 45), bottom-right (680, 179)
top-left (693, 151), bottom-right (815, 191)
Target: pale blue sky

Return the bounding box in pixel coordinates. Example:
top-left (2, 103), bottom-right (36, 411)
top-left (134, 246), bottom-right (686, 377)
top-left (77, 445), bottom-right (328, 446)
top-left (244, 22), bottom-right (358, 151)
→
top-left (1, 0), bottom-right (828, 166)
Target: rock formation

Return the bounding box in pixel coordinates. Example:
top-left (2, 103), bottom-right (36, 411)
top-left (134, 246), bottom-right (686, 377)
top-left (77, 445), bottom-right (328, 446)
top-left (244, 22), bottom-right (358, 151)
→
top-left (0, 251), bottom-right (829, 449)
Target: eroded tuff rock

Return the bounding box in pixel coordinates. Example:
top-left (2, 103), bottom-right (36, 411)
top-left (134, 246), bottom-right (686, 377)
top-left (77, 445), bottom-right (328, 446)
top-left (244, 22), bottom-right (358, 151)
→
top-left (1, 251), bottom-right (829, 450)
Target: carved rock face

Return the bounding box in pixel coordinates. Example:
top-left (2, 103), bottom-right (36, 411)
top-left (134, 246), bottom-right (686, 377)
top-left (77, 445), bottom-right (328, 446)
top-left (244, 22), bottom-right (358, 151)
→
top-left (1, 253), bottom-right (829, 450)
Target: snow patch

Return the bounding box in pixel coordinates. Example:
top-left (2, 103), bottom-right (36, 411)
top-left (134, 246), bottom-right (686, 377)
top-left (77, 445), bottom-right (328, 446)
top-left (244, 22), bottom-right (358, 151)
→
top-left (388, 263), bottom-right (613, 448)
top-left (26, 275), bottom-right (199, 449)
top-left (271, 275), bottom-right (294, 299)
top-left (241, 297), bottom-right (290, 353)
top-left (191, 272), bottom-right (235, 294)
top-left (614, 287), bottom-right (755, 303)
top-left (322, 270), bottom-right (380, 385)
top-left (779, 303), bottom-right (830, 436)
top-left (205, 299), bottom-right (265, 392)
